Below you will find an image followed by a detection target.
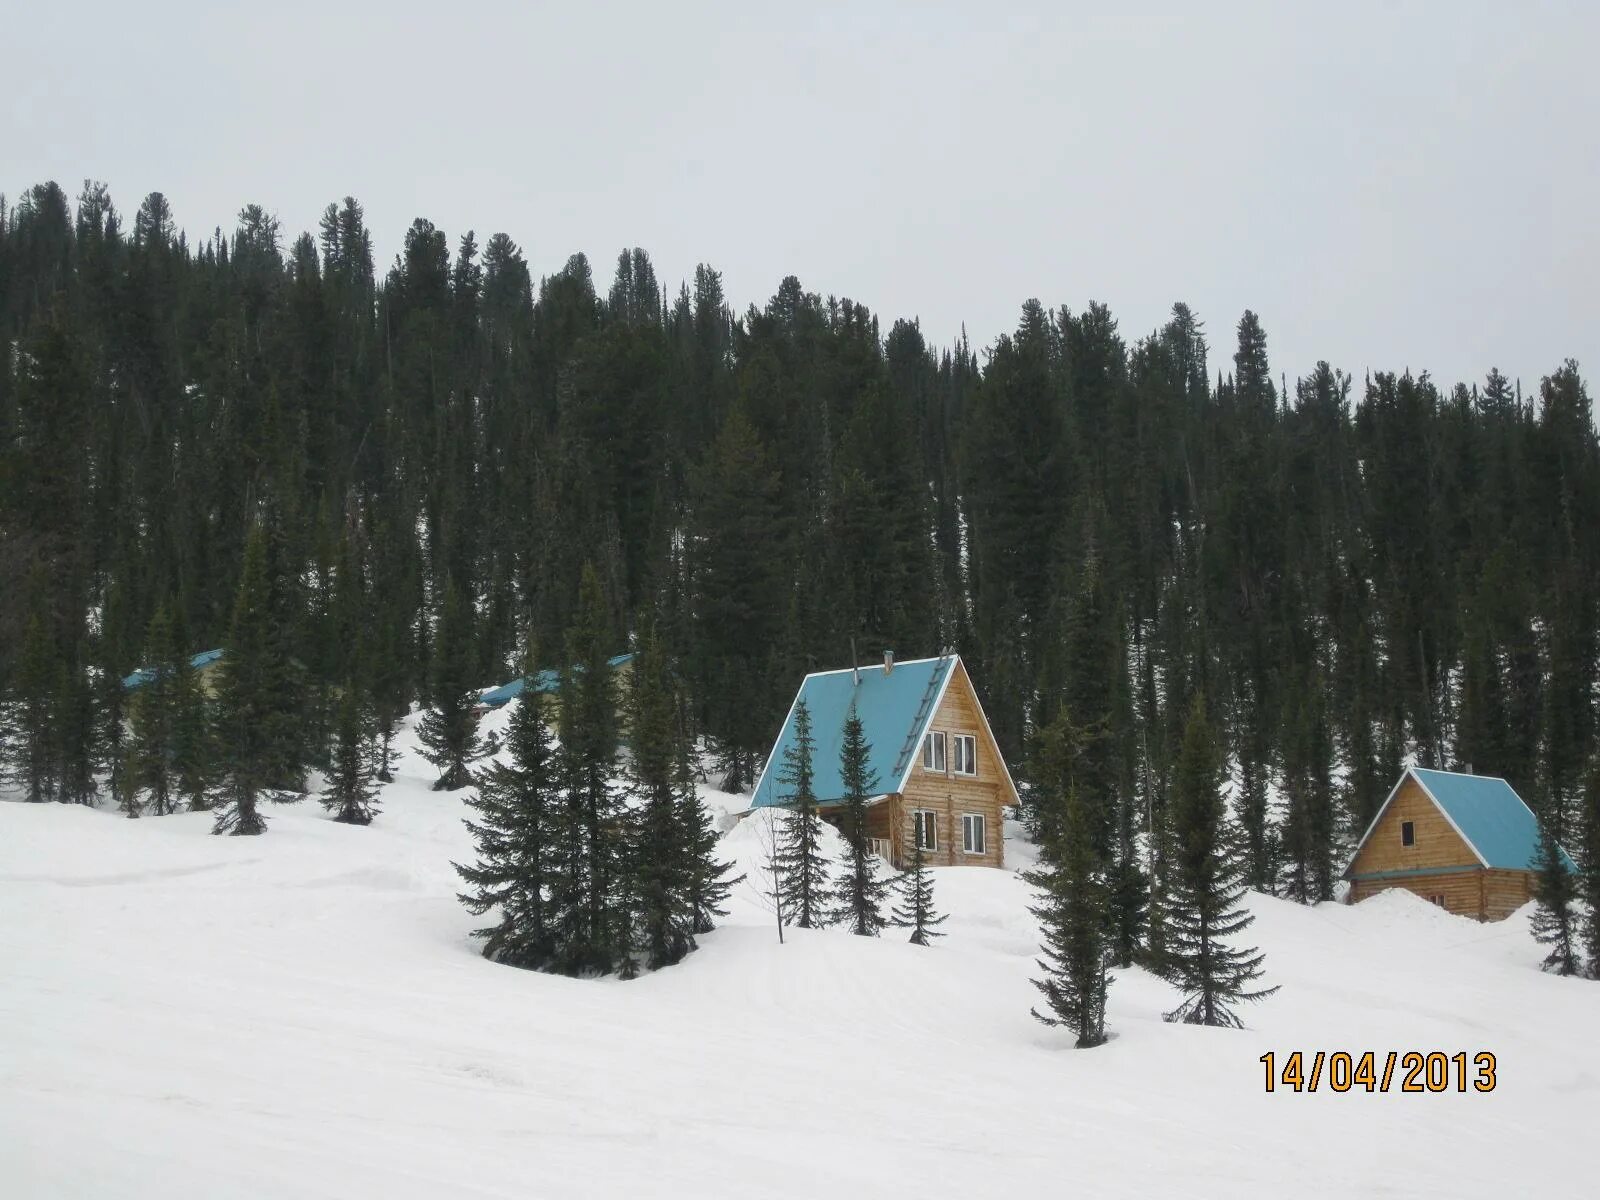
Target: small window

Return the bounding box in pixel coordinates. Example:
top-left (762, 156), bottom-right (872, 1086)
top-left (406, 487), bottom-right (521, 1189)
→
top-left (962, 813), bottom-right (986, 855)
top-left (1428, 894), bottom-right (1446, 907)
top-left (922, 731), bottom-right (946, 773)
top-left (913, 809), bottom-right (938, 851)
top-left (1401, 821), bottom-right (1415, 847)
top-left (953, 734), bottom-right (977, 777)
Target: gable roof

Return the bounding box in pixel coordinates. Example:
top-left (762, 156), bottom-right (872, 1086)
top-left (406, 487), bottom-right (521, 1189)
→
top-left (1347, 766), bottom-right (1577, 875)
top-left (751, 655), bottom-right (962, 809)
top-left (122, 648), bottom-right (224, 692)
top-left (478, 652), bottom-right (634, 707)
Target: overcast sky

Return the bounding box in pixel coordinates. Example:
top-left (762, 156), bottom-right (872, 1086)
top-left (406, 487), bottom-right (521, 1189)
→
top-left (8, 1), bottom-right (1597, 390)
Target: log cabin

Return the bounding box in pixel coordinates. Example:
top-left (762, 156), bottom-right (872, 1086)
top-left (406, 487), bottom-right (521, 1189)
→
top-left (750, 652), bottom-right (1019, 868)
top-left (1344, 766), bottom-right (1575, 921)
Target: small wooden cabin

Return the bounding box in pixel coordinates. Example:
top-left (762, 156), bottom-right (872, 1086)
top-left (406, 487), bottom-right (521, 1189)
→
top-left (750, 652), bottom-right (1020, 869)
top-left (1344, 767), bottom-right (1574, 921)
top-left (477, 652), bottom-right (635, 719)
top-left (122, 649), bottom-right (226, 698)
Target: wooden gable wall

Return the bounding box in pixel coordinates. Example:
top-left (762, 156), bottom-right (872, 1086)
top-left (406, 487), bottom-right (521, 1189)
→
top-left (1349, 775), bottom-right (1480, 878)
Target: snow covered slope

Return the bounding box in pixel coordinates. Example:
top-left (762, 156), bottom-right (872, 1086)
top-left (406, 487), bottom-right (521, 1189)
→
top-left (2, 708), bottom-right (1594, 1198)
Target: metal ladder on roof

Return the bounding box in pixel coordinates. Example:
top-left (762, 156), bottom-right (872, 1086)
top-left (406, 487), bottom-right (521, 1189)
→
top-left (891, 654), bottom-right (951, 781)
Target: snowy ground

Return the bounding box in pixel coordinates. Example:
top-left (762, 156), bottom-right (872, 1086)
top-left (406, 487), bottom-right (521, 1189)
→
top-left (2, 706), bottom-right (1595, 1198)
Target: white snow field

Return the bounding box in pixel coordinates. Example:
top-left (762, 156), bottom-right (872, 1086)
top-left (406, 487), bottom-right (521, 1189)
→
top-left (2, 706), bottom-right (1595, 1199)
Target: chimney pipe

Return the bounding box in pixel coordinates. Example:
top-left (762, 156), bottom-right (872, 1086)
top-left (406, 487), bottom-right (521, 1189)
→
top-left (883, 649), bottom-right (894, 675)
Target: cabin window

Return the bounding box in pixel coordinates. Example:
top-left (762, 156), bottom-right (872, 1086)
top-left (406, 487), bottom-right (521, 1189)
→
top-left (1429, 894), bottom-right (1446, 907)
top-left (922, 731), bottom-right (947, 773)
top-left (913, 809), bottom-right (938, 851)
top-left (962, 813), bottom-right (986, 855)
top-left (1401, 820), bottom-right (1416, 847)
top-left (953, 734), bottom-right (977, 776)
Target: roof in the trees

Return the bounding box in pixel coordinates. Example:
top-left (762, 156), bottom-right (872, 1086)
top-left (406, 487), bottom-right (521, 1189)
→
top-left (1351, 766), bottom-right (1577, 873)
top-left (478, 652), bottom-right (635, 707)
top-left (751, 655), bottom-right (958, 809)
top-left (122, 648), bottom-right (224, 692)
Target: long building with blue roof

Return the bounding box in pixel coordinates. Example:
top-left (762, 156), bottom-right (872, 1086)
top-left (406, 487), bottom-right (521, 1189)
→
top-left (750, 652), bottom-right (1018, 869)
top-left (1345, 766), bottom-right (1574, 921)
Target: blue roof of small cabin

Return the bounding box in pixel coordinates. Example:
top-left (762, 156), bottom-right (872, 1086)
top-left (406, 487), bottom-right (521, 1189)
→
top-left (1406, 768), bottom-right (1576, 873)
top-left (751, 656), bottom-right (956, 809)
top-left (122, 648), bottom-right (224, 692)
top-left (479, 652), bottom-right (635, 707)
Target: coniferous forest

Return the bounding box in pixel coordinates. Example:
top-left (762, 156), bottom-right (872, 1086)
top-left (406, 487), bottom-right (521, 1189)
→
top-left (3, 180), bottom-right (1600, 988)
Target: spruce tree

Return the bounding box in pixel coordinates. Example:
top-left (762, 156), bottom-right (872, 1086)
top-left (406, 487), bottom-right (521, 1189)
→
top-left (212, 524), bottom-right (300, 835)
top-left (417, 583), bottom-right (483, 790)
top-left (679, 736), bottom-right (740, 934)
top-left (8, 611), bottom-right (58, 803)
top-left (830, 703), bottom-right (891, 936)
top-left (625, 627), bottom-right (696, 970)
top-left (321, 684), bottom-right (380, 825)
top-left (892, 833), bottom-right (947, 945)
top-left (1530, 798), bottom-right (1579, 975)
top-left (1027, 712), bottom-right (1112, 1047)
top-left (775, 698), bottom-right (830, 928)
top-left (128, 605), bottom-right (184, 816)
top-left (1163, 695), bottom-right (1278, 1027)
top-left (546, 564), bottom-right (626, 976)
top-left (457, 644), bottom-right (559, 969)
top-left (1581, 765), bottom-right (1600, 979)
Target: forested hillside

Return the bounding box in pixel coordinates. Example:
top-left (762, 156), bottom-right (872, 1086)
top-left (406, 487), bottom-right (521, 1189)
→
top-left (2, 178), bottom-right (1597, 906)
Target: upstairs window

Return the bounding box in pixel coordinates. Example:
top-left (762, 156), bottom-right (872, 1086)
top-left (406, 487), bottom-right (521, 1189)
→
top-left (953, 734), bottom-right (977, 776)
top-left (922, 731), bottom-right (946, 773)
top-left (913, 809), bottom-right (938, 851)
top-left (1401, 820), bottom-right (1416, 847)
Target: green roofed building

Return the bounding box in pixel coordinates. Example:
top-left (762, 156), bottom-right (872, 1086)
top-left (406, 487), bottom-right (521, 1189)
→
top-left (1344, 766), bottom-right (1576, 921)
top-left (751, 652), bottom-right (1019, 869)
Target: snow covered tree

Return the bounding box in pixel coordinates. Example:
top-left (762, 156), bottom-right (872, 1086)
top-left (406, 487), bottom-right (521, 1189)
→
top-left (1162, 695), bottom-right (1278, 1027)
top-left (830, 703), bottom-right (890, 935)
top-left (775, 698), bottom-right (830, 928)
top-left (457, 643), bottom-right (559, 969)
top-left (892, 833), bottom-right (946, 945)
top-left (321, 684), bottom-right (380, 825)
top-left (417, 583), bottom-right (483, 790)
top-left (1030, 782), bottom-right (1111, 1047)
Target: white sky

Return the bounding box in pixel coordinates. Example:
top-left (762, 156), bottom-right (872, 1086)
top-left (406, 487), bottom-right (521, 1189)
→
top-left (8, 1), bottom-right (1597, 390)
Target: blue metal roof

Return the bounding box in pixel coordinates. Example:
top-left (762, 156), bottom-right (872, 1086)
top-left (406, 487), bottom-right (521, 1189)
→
top-left (479, 652), bottom-right (634, 707)
top-left (122, 648), bottom-right (224, 691)
top-left (751, 656), bottom-right (954, 808)
top-left (1409, 768), bottom-right (1578, 873)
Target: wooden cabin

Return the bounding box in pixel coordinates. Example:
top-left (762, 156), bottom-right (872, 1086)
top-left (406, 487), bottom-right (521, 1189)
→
top-left (750, 652), bottom-right (1020, 869)
top-left (122, 649), bottom-right (226, 698)
top-left (1344, 766), bottom-right (1574, 921)
top-left (477, 652), bottom-right (635, 721)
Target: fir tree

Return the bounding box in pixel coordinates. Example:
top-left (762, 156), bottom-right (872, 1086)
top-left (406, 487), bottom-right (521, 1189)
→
top-left (829, 703), bottom-right (891, 936)
top-left (212, 524), bottom-right (300, 835)
top-left (625, 627), bottom-right (696, 970)
top-left (128, 606), bottom-right (185, 816)
top-left (892, 832), bottom-right (947, 946)
top-left (1163, 696), bottom-right (1279, 1027)
top-left (775, 698), bottom-right (830, 928)
top-left (1030, 782), bottom-right (1112, 1047)
top-left (416, 583), bottom-right (483, 790)
top-left (457, 643), bottom-right (559, 969)
top-left (679, 733), bottom-right (741, 935)
top-left (321, 684), bottom-right (380, 825)
top-left (1581, 765), bottom-right (1600, 978)
top-left (1530, 798), bottom-right (1579, 975)
top-left (8, 611), bottom-right (58, 803)
top-left (1027, 711), bottom-right (1112, 1047)
top-left (546, 564), bottom-right (626, 976)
